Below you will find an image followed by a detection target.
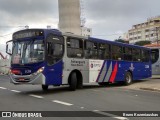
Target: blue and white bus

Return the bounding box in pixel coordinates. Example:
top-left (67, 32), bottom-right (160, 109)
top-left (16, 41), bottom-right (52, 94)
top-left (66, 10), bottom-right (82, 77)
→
top-left (6, 29), bottom-right (151, 91)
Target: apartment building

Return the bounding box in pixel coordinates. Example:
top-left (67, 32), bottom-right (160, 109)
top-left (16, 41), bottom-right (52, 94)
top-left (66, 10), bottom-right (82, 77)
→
top-left (128, 16), bottom-right (160, 44)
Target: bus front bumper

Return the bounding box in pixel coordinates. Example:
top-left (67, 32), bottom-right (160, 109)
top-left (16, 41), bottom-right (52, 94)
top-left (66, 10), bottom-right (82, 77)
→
top-left (9, 73), bottom-right (46, 85)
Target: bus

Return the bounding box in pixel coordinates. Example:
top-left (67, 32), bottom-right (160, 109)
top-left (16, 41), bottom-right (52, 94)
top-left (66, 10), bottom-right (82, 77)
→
top-left (6, 29), bottom-right (152, 91)
top-left (145, 44), bottom-right (160, 78)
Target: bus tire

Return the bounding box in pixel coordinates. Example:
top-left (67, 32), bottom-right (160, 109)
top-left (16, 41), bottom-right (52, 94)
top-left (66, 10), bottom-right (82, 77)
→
top-left (124, 72), bottom-right (132, 85)
top-left (42, 85), bottom-right (48, 91)
top-left (69, 72), bottom-right (77, 91)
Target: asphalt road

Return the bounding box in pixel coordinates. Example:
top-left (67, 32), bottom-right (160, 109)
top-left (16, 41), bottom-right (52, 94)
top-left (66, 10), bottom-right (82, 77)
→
top-left (0, 75), bottom-right (160, 120)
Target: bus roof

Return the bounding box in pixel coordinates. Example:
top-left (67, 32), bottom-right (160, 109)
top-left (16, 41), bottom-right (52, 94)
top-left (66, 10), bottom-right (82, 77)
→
top-left (13, 28), bottom-right (150, 50)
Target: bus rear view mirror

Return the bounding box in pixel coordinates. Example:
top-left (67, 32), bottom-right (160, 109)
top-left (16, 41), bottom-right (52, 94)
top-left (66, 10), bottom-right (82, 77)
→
top-left (6, 40), bottom-right (13, 55)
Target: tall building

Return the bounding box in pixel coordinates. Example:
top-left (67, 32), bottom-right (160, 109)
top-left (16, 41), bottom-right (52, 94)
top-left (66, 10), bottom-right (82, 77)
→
top-left (128, 16), bottom-right (160, 44)
top-left (58, 0), bottom-right (92, 36)
top-left (58, 0), bottom-right (81, 35)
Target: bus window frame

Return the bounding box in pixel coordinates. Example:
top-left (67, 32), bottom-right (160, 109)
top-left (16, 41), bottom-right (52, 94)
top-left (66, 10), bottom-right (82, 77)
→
top-left (84, 40), bottom-right (98, 59)
top-left (45, 34), bottom-right (64, 66)
top-left (67, 37), bottom-right (84, 59)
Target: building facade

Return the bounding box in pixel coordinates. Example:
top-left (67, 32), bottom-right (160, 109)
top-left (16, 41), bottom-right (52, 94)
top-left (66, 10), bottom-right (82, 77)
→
top-left (128, 16), bottom-right (160, 44)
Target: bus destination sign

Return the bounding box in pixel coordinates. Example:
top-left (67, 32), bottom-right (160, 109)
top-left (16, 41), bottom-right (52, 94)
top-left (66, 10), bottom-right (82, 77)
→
top-left (13, 30), bottom-right (44, 40)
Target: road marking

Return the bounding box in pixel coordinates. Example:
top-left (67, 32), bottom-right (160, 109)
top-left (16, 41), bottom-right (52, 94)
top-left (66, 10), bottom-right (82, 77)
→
top-left (10, 90), bottom-right (21, 93)
top-left (52, 100), bottom-right (73, 106)
top-left (93, 110), bottom-right (100, 112)
top-left (80, 107), bottom-right (84, 109)
top-left (93, 111), bottom-right (128, 120)
top-left (0, 87), bottom-right (7, 90)
top-left (114, 117), bottom-right (129, 120)
top-left (29, 94), bottom-right (44, 99)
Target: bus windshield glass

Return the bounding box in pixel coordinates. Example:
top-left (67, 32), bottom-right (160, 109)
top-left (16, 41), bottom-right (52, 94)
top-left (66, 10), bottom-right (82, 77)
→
top-left (11, 40), bottom-right (45, 64)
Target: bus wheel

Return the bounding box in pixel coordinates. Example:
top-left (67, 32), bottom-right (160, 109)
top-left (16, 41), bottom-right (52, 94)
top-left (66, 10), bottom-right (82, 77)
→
top-left (69, 72), bottom-right (77, 91)
top-left (124, 72), bottom-right (132, 85)
top-left (42, 85), bottom-right (48, 91)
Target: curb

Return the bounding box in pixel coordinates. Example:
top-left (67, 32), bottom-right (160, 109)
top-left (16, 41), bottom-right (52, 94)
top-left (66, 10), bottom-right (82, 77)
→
top-left (140, 88), bottom-right (160, 92)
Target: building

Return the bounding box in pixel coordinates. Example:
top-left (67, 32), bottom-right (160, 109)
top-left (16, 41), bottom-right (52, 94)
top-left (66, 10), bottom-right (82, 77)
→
top-left (58, 0), bottom-right (92, 36)
top-left (58, 0), bottom-right (81, 35)
top-left (128, 16), bottom-right (160, 44)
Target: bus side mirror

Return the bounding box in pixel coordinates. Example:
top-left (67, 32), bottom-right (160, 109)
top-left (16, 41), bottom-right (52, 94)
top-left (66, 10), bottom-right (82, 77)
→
top-left (6, 41), bottom-right (13, 55)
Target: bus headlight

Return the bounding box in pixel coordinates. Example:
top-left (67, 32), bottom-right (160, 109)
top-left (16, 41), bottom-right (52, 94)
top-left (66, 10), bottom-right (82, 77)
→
top-left (34, 67), bottom-right (44, 75)
top-left (37, 67), bottom-right (44, 73)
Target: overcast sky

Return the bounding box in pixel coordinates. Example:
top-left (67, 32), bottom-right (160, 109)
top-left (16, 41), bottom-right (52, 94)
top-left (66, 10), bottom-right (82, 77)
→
top-left (0, 0), bottom-right (160, 55)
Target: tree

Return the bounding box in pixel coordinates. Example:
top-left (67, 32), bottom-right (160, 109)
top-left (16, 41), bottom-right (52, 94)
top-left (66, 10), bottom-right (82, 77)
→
top-left (134, 41), bottom-right (151, 46)
top-left (115, 39), bottom-right (129, 44)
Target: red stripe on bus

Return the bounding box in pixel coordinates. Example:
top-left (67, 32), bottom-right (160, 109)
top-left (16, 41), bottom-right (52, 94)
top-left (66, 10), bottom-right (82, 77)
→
top-left (109, 62), bottom-right (118, 83)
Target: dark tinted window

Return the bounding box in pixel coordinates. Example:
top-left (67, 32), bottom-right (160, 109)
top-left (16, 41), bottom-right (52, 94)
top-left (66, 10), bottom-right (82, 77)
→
top-left (112, 45), bottom-right (123, 60)
top-left (123, 47), bottom-right (132, 61)
top-left (141, 50), bottom-right (150, 62)
top-left (67, 38), bottom-right (83, 58)
top-left (46, 35), bottom-right (64, 65)
top-left (151, 49), bottom-right (159, 64)
top-left (98, 43), bottom-right (111, 59)
top-left (132, 49), bottom-right (141, 61)
top-left (84, 41), bottom-right (98, 59)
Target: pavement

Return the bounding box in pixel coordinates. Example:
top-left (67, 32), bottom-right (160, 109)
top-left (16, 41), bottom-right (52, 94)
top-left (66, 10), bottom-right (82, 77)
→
top-left (120, 78), bottom-right (160, 92)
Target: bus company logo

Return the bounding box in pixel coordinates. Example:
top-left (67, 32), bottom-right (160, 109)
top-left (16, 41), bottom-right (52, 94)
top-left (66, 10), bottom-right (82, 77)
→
top-left (2, 112), bottom-right (11, 117)
top-left (129, 63), bottom-right (135, 71)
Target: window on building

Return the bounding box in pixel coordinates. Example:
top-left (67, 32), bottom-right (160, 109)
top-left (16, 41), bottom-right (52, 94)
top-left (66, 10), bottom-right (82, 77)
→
top-left (84, 41), bottom-right (98, 59)
top-left (67, 38), bottom-right (83, 58)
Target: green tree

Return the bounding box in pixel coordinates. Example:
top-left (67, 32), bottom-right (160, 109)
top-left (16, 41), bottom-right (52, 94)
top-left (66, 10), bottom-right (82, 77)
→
top-left (134, 41), bottom-right (151, 46)
top-left (115, 39), bottom-right (129, 44)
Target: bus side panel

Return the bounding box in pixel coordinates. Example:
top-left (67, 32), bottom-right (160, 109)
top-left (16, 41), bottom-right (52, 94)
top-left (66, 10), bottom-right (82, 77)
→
top-left (132, 62), bottom-right (151, 80)
top-left (114, 61), bottom-right (128, 82)
top-left (62, 58), bottom-right (89, 84)
top-left (44, 61), bottom-right (63, 85)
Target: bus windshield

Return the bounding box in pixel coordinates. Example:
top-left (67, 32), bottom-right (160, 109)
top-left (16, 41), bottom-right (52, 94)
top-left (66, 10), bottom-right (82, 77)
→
top-left (11, 40), bottom-right (45, 64)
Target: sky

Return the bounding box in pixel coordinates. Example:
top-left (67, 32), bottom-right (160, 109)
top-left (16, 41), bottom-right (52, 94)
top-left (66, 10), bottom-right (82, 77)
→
top-left (0, 0), bottom-right (160, 55)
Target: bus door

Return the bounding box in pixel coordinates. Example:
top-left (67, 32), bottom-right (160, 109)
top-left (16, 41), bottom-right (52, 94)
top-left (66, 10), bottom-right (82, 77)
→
top-left (151, 49), bottom-right (160, 75)
top-left (45, 34), bottom-right (64, 85)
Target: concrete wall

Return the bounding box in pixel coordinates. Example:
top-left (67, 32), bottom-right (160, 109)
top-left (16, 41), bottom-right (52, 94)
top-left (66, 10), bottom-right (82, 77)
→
top-left (0, 59), bottom-right (10, 74)
top-left (58, 0), bottom-right (81, 35)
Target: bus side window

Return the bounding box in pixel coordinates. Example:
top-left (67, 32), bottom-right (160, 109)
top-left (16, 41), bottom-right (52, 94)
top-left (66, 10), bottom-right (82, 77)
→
top-left (151, 49), bottom-right (159, 64)
top-left (84, 41), bottom-right (98, 59)
top-left (46, 34), bottom-right (64, 66)
top-left (98, 43), bottom-right (111, 60)
top-left (67, 38), bottom-right (83, 58)
top-left (141, 50), bottom-right (150, 62)
top-left (132, 48), bottom-right (141, 62)
top-left (123, 47), bottom-right (132, 61)
top-left (112, 45), bottom-right (123, 61)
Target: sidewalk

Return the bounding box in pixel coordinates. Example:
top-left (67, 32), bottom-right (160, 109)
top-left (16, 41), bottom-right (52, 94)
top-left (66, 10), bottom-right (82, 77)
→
top-left (123, 78), bottom-right (160, 92)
